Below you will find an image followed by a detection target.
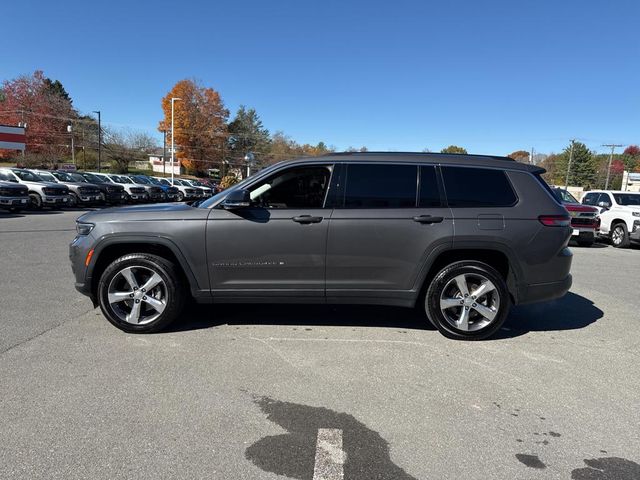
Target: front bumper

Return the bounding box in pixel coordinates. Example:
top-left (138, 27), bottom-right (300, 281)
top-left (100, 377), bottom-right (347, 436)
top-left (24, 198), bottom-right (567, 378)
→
top-left (78, 194), bottom-right (103, 203)
top-left (0, 196), bottom-right (29, 207)
top-left (43, 195), bottom-right (69, 205)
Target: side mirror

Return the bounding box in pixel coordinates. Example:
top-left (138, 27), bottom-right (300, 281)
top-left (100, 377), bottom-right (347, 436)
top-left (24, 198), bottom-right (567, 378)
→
top-left (222, 189), bottom-right (251, 209)
top-left (597, 201), bottom-right (610, 209)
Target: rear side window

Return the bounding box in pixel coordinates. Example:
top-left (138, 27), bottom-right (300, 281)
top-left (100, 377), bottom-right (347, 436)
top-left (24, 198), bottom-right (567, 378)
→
top-left (344, 164), bottom-right (417, 208)
top-left (442, 167), bottom-right (517, 207)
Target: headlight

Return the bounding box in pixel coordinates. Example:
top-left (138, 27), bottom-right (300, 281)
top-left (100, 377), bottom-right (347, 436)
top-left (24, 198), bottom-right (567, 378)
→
top-left (76, 222), bottom-right (95, 236)
top-left (632, 212), bottom-right (640, 217)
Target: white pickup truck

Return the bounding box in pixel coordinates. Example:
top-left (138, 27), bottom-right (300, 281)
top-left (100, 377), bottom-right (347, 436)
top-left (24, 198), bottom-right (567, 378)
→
top-left (582, 190), bottom-right (640, 248)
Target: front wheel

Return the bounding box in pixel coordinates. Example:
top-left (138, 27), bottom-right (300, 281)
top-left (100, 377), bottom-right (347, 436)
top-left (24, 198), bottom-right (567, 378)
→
top-left (610, 223), bottom-right (630, 248)
top-left (425, 261), bottom-right (510, 340)
top-left (97, 253), bottom-right (186, 333)
top-left (177, 191), bottom-right (184, 202)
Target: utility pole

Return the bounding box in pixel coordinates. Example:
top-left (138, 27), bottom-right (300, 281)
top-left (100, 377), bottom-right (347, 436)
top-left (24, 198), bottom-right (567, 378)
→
top-left (564, 140), bottom-right (575, 189)
top-left (602, 143), bottom-right (624, 190)
top-left (530, 147), bottom-right (534, 164)
top-left (81, 125), bottom-right (86, 170)
top-left (170, 98), bottom-right (181, 184)
top-left (93, 110), bottom-right (101, 172)
top-left (162, 130), bottom-right (167, 176)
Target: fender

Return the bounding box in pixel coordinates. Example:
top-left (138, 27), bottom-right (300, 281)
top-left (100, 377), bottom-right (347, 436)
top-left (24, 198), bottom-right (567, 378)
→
top-left (87, 233), bottom-right (207, 299)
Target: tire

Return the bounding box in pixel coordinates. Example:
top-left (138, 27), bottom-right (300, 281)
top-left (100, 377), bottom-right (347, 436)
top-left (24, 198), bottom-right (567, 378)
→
top-left (124, 192), bottom-right (132, 203)
top-left (29, 193), bottom-right (43, 210)
top-left (610, 223), bottom-right (630, 248)
top-left (425, 261), bottom-right (510, 340)
top-left (177, 191), bottom-right (185, 202)
top-left (69, 192), bottom-right (79, 207)
top-left (97, 253), bottom-right (186, 333)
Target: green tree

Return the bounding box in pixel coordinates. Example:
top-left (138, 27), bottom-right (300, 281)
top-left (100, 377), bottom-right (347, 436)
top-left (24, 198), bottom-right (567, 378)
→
top-left (441, 145), bottom-right (467, 154)
top-left (227, 106), bottom-right (271, 165)
top-left (555, 141), bottom-right (596, 188)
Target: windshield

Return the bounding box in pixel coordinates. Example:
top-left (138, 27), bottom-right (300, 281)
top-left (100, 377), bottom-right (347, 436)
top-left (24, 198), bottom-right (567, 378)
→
top-left (132, 176), bottom-right (151, 184)
top-left (13, 170), bottom-right (43, 182)
top-left (36, 171), bottom-right (57, 182)
top-left (156, 178), bottom-right (170, 186)
top-left (55, 171), bottom-right (76, 182)
top-left (81, 173), bottom-right (105, 183)
top-left (0, 171), bottom-right (17, 182)
top-left (146, 177), bottom-right (162, 185)
top-left (111, 175), bottom-right (133, 184)
top-left (552, 188), bottom-right (578, 204)
top-left (613, 193), bottom-right (640, 206)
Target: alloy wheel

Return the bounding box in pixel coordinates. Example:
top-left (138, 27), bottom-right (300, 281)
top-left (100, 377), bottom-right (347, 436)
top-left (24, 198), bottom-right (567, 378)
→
top-left (439, 273), bottom-right (500, 332)
top-left (107, 266), bottom-right (168, 325)
top-left (612, 226), bottom-right (624, 245)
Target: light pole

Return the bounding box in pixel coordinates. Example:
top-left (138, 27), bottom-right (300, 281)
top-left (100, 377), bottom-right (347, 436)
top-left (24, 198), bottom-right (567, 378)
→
top-left (170, 98), bottom-right (181, 184)
top-left (162, 130), bottom-right (167, 176)
top-left (244, 152), bottom-right (255, 178)
top-left (67, 124), bottom-right (75, 165)
top-left (93, 110), bottom-right (101, 172)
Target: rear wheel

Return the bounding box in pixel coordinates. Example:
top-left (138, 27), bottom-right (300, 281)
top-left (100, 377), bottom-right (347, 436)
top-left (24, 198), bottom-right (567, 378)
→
top-left (177, 191), bottom-right (185, 202)
top-left (425, 261), bottom-right (510, 340)
top-left (611, 223), bottom-right (630, 248)
top-left (97, 253), bottom-right (186, 333)
top-left (69, 192), bottom-right (79, 207)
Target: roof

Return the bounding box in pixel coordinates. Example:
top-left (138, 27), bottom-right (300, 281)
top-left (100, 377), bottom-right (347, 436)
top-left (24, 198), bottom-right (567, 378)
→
top-left (284, 152), bottom-right (542, 173)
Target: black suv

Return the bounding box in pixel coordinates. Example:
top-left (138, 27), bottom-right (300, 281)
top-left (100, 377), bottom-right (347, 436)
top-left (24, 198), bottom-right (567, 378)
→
top-left (70, 153), bottom-right (572, 340)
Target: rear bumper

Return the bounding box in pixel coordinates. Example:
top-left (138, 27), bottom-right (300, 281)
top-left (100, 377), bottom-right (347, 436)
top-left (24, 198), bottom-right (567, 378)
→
top-left (519, 274), bottom-right (572, 305)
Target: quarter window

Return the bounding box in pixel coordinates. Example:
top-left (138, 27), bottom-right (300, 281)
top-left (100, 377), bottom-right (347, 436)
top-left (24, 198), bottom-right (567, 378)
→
top-left (249, 166), bottom-right (332, 209)
top-left (442, 167), bottom-right (517, 207)
top-left (344, 164), bottom-right (417, 208)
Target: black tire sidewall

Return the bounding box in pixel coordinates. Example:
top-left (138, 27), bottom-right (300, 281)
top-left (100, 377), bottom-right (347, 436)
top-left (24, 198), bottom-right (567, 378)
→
top-left (29, 193), bottom-right (42, 210)
top-left (425, 261), bottom-right (510, 340)
top-left (97, 253), bottom-right (184, 333)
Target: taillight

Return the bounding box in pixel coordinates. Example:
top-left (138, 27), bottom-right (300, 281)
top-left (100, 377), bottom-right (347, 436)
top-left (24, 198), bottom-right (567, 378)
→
top-left (538, 215), bottom-right (571, 227)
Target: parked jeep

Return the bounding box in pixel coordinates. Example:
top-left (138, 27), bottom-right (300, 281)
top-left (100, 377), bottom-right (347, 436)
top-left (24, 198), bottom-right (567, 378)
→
top-left (70, 153), bottom-right (573, 340)
top-left (30, 169), bottom-right (103, 207)
top-left (582, 190), bottom-right (640, 248)
top-left (0, 168), bottom-right (69, 209)
top-left (0, 171), bottom-right (29, 212)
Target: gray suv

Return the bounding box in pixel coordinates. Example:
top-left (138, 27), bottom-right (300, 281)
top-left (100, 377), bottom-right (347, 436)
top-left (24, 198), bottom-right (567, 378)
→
top-left (70, 153), bottom-right (573, 340)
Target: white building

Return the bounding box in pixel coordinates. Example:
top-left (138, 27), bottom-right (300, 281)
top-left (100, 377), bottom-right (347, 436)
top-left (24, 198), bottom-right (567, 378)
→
top-left (621, 171), bottom-right (640, 192)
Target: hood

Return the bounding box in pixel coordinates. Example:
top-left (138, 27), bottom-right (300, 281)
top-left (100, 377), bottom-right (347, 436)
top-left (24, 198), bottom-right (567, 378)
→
top-left (21, 180), bottom-right (64, 188)
top-left (0, 181), bottom-right (28, 190)
top-left (563, 203), bottom-right (598, 213)
top-left (78, 202), bottom-right (198, 223)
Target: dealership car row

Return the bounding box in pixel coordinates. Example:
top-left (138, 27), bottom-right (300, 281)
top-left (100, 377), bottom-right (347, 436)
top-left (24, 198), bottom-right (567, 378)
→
top-left (0, 166), bottom-right (216, 211)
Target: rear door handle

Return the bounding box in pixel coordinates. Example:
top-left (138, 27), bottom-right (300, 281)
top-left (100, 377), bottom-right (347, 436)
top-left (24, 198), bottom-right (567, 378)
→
top-left (292, 215), bottom-right (324, 224)
top-left (413, 215), bottom-right (444, 224)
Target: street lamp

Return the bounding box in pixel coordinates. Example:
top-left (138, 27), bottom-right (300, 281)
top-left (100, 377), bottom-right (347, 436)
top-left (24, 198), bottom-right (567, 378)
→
top-left (244, 152), bottom-right (255, 178)
top-left (92, 110), bottom-right (101, 172)
top-left (67, 124), bottom-right (75, 165)
top-left (170, 98), bottom-right (181, 184)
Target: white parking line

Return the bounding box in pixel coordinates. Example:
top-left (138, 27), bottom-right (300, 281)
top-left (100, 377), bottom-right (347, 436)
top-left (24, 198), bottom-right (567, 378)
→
top-left (313, 428), bottom-right (345, 480)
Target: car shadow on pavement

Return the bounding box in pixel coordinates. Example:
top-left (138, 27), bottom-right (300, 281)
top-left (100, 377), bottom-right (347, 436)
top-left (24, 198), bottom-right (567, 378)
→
top-left (169, 291), bottom-right (601, 339)
top-left (495, 292), bottom-right (603, 339)
top-left (170, 303), bottom-right (429, 333)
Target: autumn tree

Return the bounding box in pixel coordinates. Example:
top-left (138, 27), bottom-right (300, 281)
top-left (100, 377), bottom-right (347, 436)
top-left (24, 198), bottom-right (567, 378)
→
top-left (0, 71), bottom-right (77, 160)
top-left (441, 145), bottom-right (467, 154)
top-left (507, 150), bottom-right (530, 163)
top-left (158, 79), bottom-right (228, 175)
top-left (227, 106), bottom-right (271, 165)
top-left (621, 145), bottom-right (640, 174)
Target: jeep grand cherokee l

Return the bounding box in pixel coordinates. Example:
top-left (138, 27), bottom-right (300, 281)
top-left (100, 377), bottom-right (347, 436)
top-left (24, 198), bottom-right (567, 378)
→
top-left (70, 152), bottom-right (573, 340)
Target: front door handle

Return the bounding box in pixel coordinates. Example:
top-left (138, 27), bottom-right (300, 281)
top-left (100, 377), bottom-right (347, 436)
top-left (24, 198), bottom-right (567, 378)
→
top-left (292, 215), bottom-right (324, 224)
top-left (413, 215), bottom-right (444, 224)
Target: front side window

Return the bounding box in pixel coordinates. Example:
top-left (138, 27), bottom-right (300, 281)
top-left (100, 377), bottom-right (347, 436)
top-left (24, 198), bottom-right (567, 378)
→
top-left (442, 167), bottom-right (517, 207)
top-left (344, 164), bottom-right (417, 208)
top-left (248, 165), bottom-right (332, 209)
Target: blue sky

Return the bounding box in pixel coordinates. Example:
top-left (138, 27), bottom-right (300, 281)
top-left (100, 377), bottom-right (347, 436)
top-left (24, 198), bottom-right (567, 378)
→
top-left (3, 0), bottom-right (638, 155)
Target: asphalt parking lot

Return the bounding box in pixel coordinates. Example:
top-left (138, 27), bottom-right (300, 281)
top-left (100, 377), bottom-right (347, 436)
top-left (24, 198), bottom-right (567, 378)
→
top-left (1, 210), bottom-right (639, 480)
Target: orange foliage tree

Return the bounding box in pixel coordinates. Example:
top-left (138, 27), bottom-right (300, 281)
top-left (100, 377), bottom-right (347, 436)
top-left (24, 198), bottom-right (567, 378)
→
top-left (158, 79), bottom-right (229, 174)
